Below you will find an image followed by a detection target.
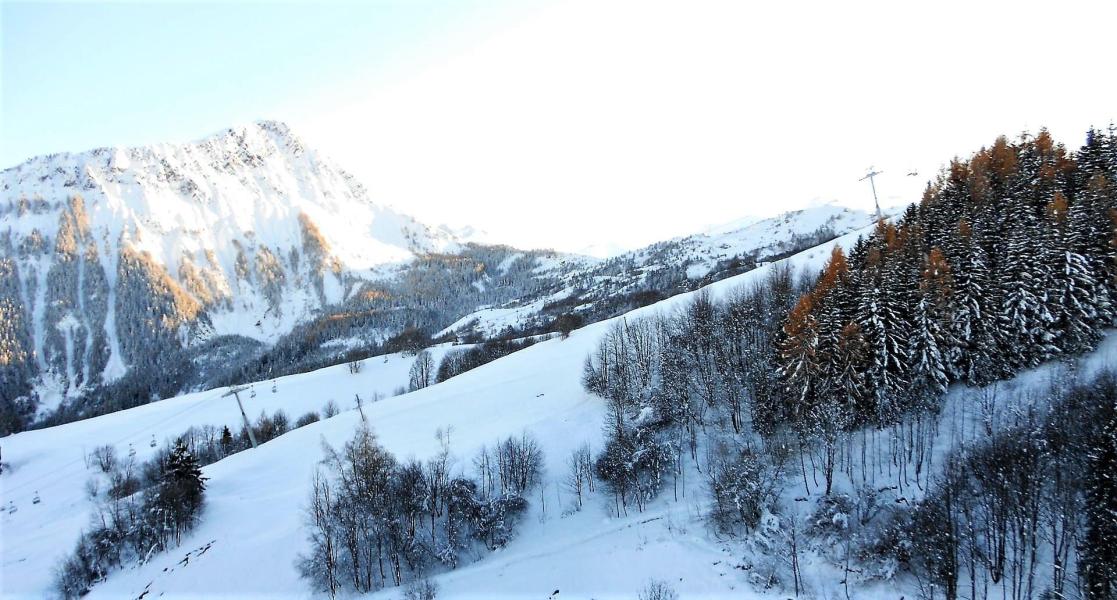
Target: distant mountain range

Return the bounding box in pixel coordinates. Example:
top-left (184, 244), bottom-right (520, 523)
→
top-left (0, 121), bottom-right (873, 429)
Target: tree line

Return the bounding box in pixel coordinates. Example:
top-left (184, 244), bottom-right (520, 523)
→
top-left (579, 126), bottom-right (1117, 598)
top-left (299, 427), bottom-right (543, 597)
top-left (777, 128), bottom-right (1117, 471)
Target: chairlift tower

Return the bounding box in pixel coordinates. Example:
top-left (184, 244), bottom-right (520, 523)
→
top-left (223, 385), bottom-right (259, 449)
top-left (859, 167), bottom-right (884, 221)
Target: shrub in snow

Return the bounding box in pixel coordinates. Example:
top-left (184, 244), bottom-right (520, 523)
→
top-left (707, 442), bottom-right (779, 535)
top-left (295, 410), bottom-right (320, 428)
top-left (89, 444), bottom-right (117, 473)
top-left (637, 579), bottom-right (679, 600)
top-left (403, 575), bottom-right (439, 600)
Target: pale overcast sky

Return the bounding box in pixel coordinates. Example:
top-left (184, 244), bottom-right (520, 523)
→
top-left (4, 1), bottom-right (1116, 253)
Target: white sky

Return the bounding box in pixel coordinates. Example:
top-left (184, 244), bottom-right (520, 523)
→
top-left (288, 0), bottom-right (1116, 254)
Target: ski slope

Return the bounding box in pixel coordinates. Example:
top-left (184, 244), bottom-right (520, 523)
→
top-left (0, 344), bottom-right (463, 597)
top-left (1, 218), bottom-right (867, 599)
top-left (9, 217), bottom-right (1108, 599)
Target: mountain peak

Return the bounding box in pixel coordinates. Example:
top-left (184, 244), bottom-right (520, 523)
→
top-left (203, 119), bottom-right (301, 150)
top-left (0, 121), bottom-right (471, 402)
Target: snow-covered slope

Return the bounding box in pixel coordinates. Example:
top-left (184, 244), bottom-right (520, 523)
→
top-left (0, 121), bottom-right (464, 409)
top-left (5, 215), bottom-right (1110, 599)
top-left (440, 204), bottom-right (876, 339)
top-left (0, 120), bottom-right (872, 426)
top-left (0, 220), bottom-right (876, 599)
top-left (0, 342), bottom-right (464, 597)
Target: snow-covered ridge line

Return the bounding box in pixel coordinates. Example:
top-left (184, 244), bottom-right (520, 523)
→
top-left (440, 204), bottom-right (878, 339)
top-left (0, 119), bottom-right (874, 438)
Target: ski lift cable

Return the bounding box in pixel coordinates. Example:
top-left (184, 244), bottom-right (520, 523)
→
top-left (1, 391), bottom-right (224, 497)
top-left (3, 395), bottom-right (217, 497)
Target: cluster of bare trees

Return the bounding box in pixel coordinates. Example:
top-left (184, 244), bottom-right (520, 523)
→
top-left (582, 267), bottom-right (806, 519)
top-left (299, 427), bottom-right (542, 597)
top-left (409, 350), bottom-right (435, 391)
top-left (874, 373), bottom-right (1117, 600)
top-left (471, 433), bottom-right (544, 498)
top-left (564, 442), bottom-right (595, 511)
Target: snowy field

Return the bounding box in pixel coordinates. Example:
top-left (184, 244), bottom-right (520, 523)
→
top-left (0, 344), bottom-right (462, 597)
top-left (4, 218), bottom-right (1113, 599)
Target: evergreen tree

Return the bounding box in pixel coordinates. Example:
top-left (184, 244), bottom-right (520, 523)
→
top-left (855, 232), bottom-right (910, 424)
top-left (219, 426), bottom-right (234, 455)
top-left (910, 248), bottom-right (953, 402)
top-left (1073, 173), bottom-right (1117, 316)
top-left (1082, 392), bottom-right (1117, 600)
top-left (1047, 192), bottom-right (1105, 354)
top-left (998, 195), bottom-right (1055, 369)
top-left (944, 220), bottom-right (997, 385)
top-left (145, 440), bottom-right (206, 548)
top-left (830, 321), bottom-right (869, 428)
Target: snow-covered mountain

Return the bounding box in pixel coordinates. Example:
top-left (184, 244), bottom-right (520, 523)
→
top-left (0, 221), bottom-right (880, 598)
top-left (5, 217), bottom-right (1110, 600)
top-left (0, 120), bottom-right (876, 429)
top-left (439, 204), bottom-right (876, 339)
top-left (0, 121), bottom-right (466, 411)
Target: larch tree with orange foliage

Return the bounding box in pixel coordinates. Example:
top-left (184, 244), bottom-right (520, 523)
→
top-left (778, 292), bottom-right (820, 420)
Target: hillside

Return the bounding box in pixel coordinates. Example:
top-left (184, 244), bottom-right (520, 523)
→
top-left (0, 122), bottom-right (588, 428)
top-left (0, 120), bottom-right (874, 433)
top-left (0, 222), bottom-right (878, 598)
top-left (5, 211), bottom-right (1114, 599)
top-left (437, 204), bottom-right (875, 340)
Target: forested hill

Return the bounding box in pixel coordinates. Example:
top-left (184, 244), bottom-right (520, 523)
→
top-left (581, 126), bottom-right (1117, 600)
top-left (778, 126), bottom-right (1117, 430)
